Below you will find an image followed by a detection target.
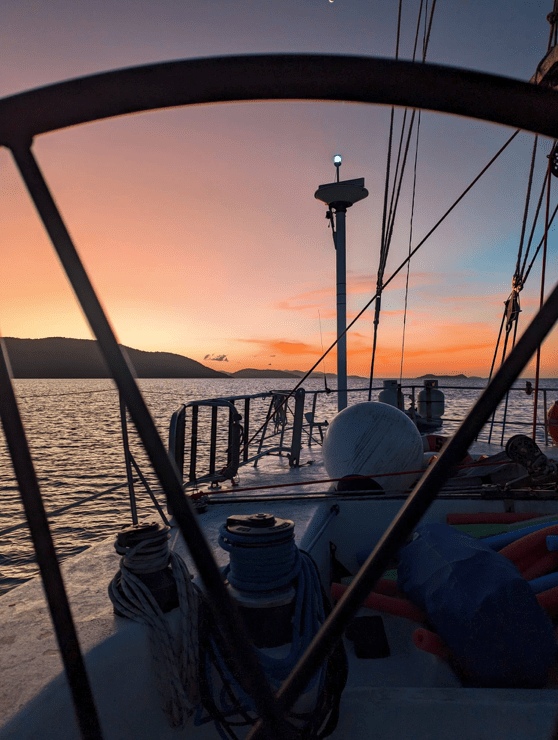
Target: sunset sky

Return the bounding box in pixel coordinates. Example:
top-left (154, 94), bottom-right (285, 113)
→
top-left (1, 0), bottom-right (558, 377)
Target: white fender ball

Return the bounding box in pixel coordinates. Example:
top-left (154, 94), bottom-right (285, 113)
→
top-left (322, 402), bottom-right (424, 491)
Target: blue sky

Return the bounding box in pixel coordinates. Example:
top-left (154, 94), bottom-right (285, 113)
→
top-left (1, 0), bottom-right (558, 376)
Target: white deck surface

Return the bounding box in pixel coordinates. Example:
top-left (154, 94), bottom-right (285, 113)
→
top-left (2, 440), bottom-right (558, 739)
top-left (0, 447), bottom-right (330, 729)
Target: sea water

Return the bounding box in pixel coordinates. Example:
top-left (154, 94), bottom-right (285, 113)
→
top-left (0, 375), bottom-right (556, 595)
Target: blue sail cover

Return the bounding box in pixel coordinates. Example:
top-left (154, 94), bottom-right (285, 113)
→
top-left (398, 522), bottom-right (556, 687)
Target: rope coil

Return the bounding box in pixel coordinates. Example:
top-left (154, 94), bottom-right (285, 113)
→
top-left (108, 523), bottom-right (200, 728)
top-left (114, 525), bottom-right (170, 573)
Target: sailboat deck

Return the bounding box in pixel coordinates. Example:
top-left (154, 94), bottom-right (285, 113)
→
top-left (3, 441), bottom-right (558, 738)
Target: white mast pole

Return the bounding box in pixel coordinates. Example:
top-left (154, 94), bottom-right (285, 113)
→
top-left (315, 156), bottom-right (368, 412)
top-left (334, 207), bottom-right (348, 411)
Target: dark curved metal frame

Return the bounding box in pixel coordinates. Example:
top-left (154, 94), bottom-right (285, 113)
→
top-left (2, 54), bottom-right (558, 144)
top-left (3, 54), bottom-right (558, 740)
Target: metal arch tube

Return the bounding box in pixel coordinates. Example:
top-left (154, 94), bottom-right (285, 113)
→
top-left (0, 342), bottom-right (104, 740)
top-left (9, 142), bottom-right (290, 740)
top-left (2, 56), bottom-right (558, 145)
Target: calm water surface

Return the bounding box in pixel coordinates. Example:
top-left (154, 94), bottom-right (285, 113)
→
top-left (1, 376), bottom-right (556, 594)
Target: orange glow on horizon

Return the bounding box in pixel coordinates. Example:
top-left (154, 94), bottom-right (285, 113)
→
top-left (2, 102), bottom-right (558, 379)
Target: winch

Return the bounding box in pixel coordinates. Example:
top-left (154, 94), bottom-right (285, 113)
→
top-left (219, 512), bottom-right (299, 648)
top-left (198, 513), bottom-right (348, 738)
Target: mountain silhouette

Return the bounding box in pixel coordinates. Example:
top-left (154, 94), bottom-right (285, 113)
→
top-left (2, 338), bottom-right (229, 379)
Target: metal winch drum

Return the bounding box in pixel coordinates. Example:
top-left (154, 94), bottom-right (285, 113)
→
top-left (219, 512), bottom-right (298, 648)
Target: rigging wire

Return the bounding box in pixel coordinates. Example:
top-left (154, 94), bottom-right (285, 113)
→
top-left (383, 0), bottom-right (433, 259)
top-left (243, 128), bottom-right (520, 452)
top-left (368, 0), bottom-right (436, 398)
top-left (422, 0), bottom-right (437, 55)
top-left (486, 311), bottom-right (507, 384)
top-left (514, 136), bottom-right (539, 284)
top-left (384, 0), bottom-right (427, 252)
top-left (487, 136), bottom-right (557, 392)
top-left (533, 156), bottom-right (553, 439)
top-left (318, 309), bottom-right (330, 393)
top-left (495, 2), bottom-right (558, 442)
top-left (368, 0), bottom-right (404, 401)
top-left (497, 138), bottom-right (540, 441)
top-left (486, 130), bottom-right (558, 444)
top-left (520, 168), bottom-right (549, 281)
top-left (522, 196), bottom-right (558, 285)
top-left (382, 110), bottom-right (418, 290)
top-left (486, 170), bottom-right (558, 388)
top-left (398, 0), bottom-right (432, 384)
top-left (328, 129), bottom-right (520, 365)
top-left (499, 317), bottom-right (520, 445)
top-left (488, 136), bottom-right (539, 383)
top-left (399, 111), bottom-right (422, 383)
top-left (191, 456), bottom-right (522, 498)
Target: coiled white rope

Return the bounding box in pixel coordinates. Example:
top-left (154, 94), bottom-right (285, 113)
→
top-left (108, 530), bottom-right (200, 728)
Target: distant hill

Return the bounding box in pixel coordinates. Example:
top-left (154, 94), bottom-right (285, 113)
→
top-left (2, 337), bottom-right (229, 379)
top-left (416, 374), bottom-right (485, 381)
top-left (228, 368), bottom-right (301, 379)
top-left (417, 373), bottom-right (467, 379)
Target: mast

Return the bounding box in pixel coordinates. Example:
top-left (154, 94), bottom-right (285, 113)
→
top-left (315, 157), bottom-right (368, 411)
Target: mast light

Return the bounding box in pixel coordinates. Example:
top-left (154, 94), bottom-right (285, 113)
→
top-left (333, 155), bottom-right (342, 181)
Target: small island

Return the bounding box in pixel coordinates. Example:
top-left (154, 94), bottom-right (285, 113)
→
top-left (227, 368), bottom-right (301, 379)
top-left (417, 373), bottom-right (485, 381)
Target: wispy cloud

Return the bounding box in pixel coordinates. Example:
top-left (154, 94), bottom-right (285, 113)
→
top-left (204, 353), bottom-right (229, 362)
top-left (397, 341), bottom-right (495, 359)
top-left (275, 270), bottom-right (470, 317)
top-left (236, 336), bottom-right (322, 356)
top-left (269, 340), bottom-right (319, 356)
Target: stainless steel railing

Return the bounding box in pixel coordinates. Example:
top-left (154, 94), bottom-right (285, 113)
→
top-left (169, 388), bottom-right (306, 488)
